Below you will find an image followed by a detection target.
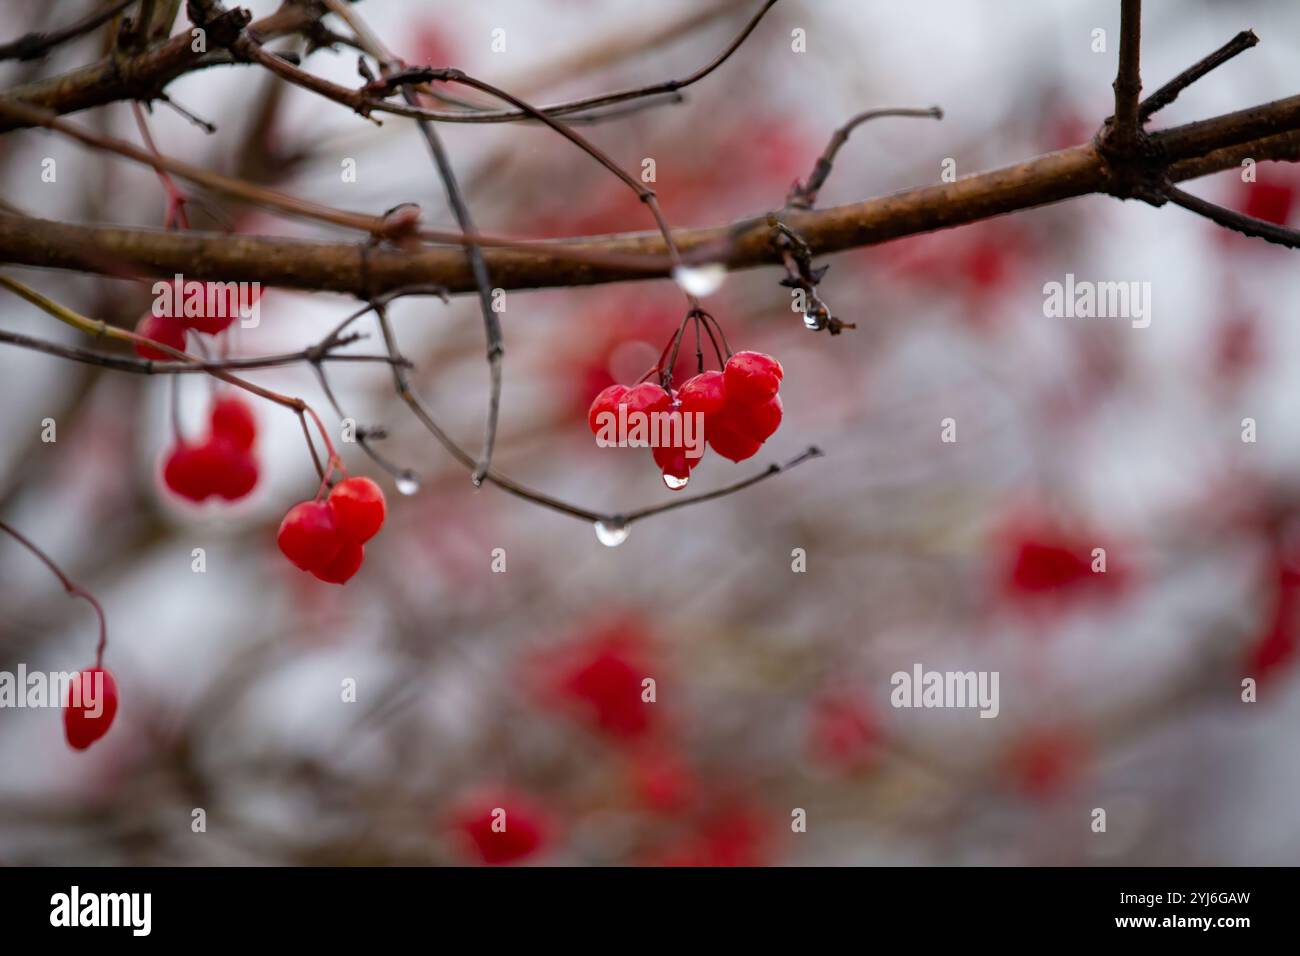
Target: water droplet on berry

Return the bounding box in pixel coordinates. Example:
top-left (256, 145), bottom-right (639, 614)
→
top-left (396, 472), bottom-right (420, 496)
top-left (803, 312), bottom-right (823, 330)
top-left (593, 519), bottom-right (630, 547)
top-left (662, 473), bottom-right (689, 490)
top-left (672, 263), bottom-right (727, 297)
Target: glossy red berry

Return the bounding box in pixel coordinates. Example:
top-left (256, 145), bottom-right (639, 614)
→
top-left (677, 371), bottom-right (727, 417)
top-left (327, 476), bottom-right (387, 543)
top-left (64, 667), bottom-right (119, 751)
top-left (587, 384), bottom-right (629, 436)
top-left (621, 382), bottom-right (673, 416)
top-left (723, 350), bottom-right (783, 403)
top-left (210, 394), bottom-right (257, 451)
top-left (277, 501), bottom-right (342, 572)
top-left (724, 392), bottom-right (783, 443)
top-left (133, 313), bottom-right (186, 360)
top-left (706, 417), bottom-right (763, 462)
top-left (311, 539), bottom-right (364, 585)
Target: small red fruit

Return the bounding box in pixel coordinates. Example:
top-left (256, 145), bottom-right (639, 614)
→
top-left (133, 313), bottom-right (187, 360)
top-left (277, 501), bottom-right (343, 572)
top-left (621, 382), bottom-right (673, 417)
top-left (724, 392), bottom-right (783, 444)
top-left (677, 371), bottom-right (727, 417)
top-left (327, 476), bottom-right (387, 543)
top-left (451, 795), bottom-right (548, 865)
top-left (706, 417), bottom-right (763, 462)
top-left (210, 394), bottom-right (257, 451)
top-left (723, 350), bottom-right (783, 403)
top-left (209, 440), bottom-right (258, 501)
top-left (588, 383), bottom-right (629, 436)
top-left (64, 667), bottom-right (119, 751)
top-left (311, 540), bottom-right (364, 585)
top-left (163, 443), bottom-right (214, 501)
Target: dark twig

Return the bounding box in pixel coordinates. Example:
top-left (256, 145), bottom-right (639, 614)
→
top-left (1110, 0), bottom-right (1144, 151)
top-left (396, 88), bottom-right (502, 486)
top-left (0, 519), bottom-right (108, 665)
top-left (1140, 30), bottom-right (1258, 121)
top-left (319, 1), bottom-right (504, 485)
top-left (0, 0), bottom-right (136, 62)
top-left (787, 106), bottom-right (943, 211)
top-left (1164, 184), bottom-right (1300, 249)
top-left (0, 327), bottom-right (408, 373)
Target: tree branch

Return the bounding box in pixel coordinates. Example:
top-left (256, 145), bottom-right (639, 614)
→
top-left (6, 91), bottom-right (1300, 296)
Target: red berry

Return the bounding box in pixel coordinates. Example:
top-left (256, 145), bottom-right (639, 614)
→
top-left (64, 667), bottom-right (119, 751)
top-left (311, 540), bottom-right (364, 585)
top-left (451, 795), bottom-right (548, 866)
top-left (652, 420), bottom-right (703, 488)
top-left (621, 382), bottom-right (673, 417)
top-left (587, 384), bottom-right (629, 436)
top-left (210, 394), bottom-right (257, 451)
top-left (133, 313), bottom-right (186, 360)
top-left (724, 392), bottom-right (783, 444)
top-left (677, 371), bottom-right (727, 417)
top-left (327, 476), bottom-right (387, 543)
top-left (277, 501), bottom-right (343, 572)
top-left (706, 417), bottom-right (763, 462)
top-left (160, 278), bottom-right (260, 335)
top-left (162, 443), bottom-right (215, 501)
top-left (723, 350), bottom-right (783, 403)
top-left (208, 439), bottom-right (258, 501)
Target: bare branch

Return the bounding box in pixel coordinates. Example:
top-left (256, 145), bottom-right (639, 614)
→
top-left (0, 0), bottom-right (137, 63)
top-left (7, 90), bottom-right (1300, 296)
top-left (1164, 183), bottom-right (1300, 249)
top-left (1140, 30), bottom-right (1258, 121)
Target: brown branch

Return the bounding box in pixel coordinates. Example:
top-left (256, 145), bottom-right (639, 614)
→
top-left (0, 3), bottom-right (320, 132)
top-left (1109, 0), bottom-right (1143, 149)
top-left (0, 0), bottom-right (137, 62)
top-left (6, 90), bottom-right (1300, 296)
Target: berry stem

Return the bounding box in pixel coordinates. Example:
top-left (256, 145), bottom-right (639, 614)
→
top-left (0, 519), bottom-right (107, 666)
top-left (131, 101), bottom-right (190, 231)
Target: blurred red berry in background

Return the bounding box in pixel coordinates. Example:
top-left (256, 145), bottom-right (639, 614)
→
top-left (448, 792), bottom-right (549, 865)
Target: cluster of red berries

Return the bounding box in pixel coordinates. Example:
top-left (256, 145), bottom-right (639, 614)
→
top-left (587, 350), bottom-right (784, 488)
top-left (162, 394), bottom-right (259, 503)
top-left (63, 666), bottom-right (118, 751)
top-left (133, 281), bottom-right (263, 360)
top-left (277, 476), bottom-right (387, 585)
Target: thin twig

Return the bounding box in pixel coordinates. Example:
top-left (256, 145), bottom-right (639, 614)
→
top-left (787, 107), bottom-right (943, 210)
top-left (1139, 30), bottom-right (1258, 121)
top-left (0, 519), bottom-right (108, 666)
top-left (0, 0), bottom-right (136, 62)
top-left (1165, 183), bottom-right (1300, 249)
top-left (0, 327), bottom-right (407, 373)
